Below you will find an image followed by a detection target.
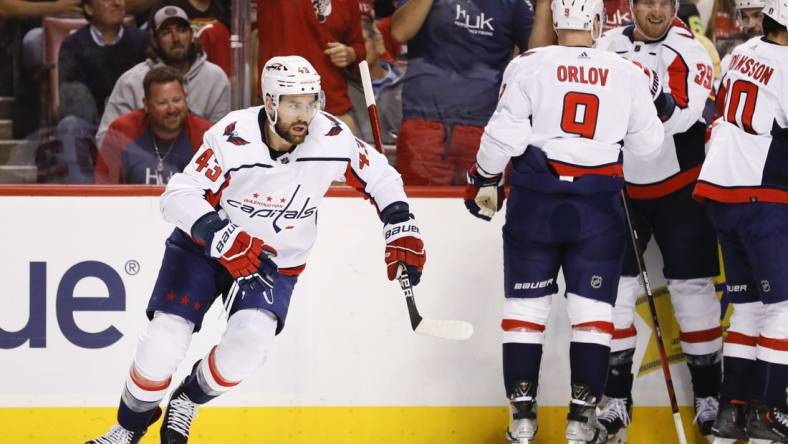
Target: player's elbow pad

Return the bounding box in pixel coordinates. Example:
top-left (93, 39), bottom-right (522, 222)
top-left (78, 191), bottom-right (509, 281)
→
top-left (654, 92), bottom-right (677, 122)
top-left (191, 211), bottom-right (228, 246)
top-left (380, 201), bottom-right (411, 224)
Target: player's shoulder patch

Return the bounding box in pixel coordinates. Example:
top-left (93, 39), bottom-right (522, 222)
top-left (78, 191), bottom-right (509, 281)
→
top-left (222, 121), bottom-right (250, 146)
top-left (320, 112), bottom-right (344, 137)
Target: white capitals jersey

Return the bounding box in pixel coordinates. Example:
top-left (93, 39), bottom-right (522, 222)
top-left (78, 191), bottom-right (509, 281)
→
top-left (696, 37), bottom-right (788, 205)
top-left (161, 107), bottom-right (407, 269)
top-left (475, 45), bottom-right (664, 191)
top-left (596, 23), bottom-right (714, 198)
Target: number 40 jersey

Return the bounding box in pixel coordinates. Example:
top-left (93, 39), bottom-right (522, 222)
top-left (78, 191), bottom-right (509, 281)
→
top-left (695, 37), bottom-right (788, 204)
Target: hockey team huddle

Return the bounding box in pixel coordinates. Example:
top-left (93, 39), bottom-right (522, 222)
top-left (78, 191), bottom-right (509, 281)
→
top-left (83, 0), bottom-right (787, 442)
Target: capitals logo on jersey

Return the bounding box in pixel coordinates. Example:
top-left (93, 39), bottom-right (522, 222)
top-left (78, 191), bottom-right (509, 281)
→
top-left (226, 184), bottom-right (317, 233)
top-left (223, 121), bottom-right (250, 145)
top-left (323, 113), bottom-right (343, 137)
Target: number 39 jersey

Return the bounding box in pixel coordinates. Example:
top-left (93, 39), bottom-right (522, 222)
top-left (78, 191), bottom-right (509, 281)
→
top-left (160, 107), bottom-right (407, 269)
top-left (596, 23), bottom-right (713, 198)
top-left (475, 45), bottom-right (664, 194)
top-left (695, 37), bottom-right (788, 205)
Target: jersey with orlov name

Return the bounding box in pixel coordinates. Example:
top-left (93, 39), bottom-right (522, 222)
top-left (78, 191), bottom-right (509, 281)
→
top-left (596, 21), bottom-right (713, 198)
top-left (161, 107), bottom-right (407, 269)
top-left (475, 45), bottom-right (663, 195)
top-left (694, 37), bottom-right (788, 205)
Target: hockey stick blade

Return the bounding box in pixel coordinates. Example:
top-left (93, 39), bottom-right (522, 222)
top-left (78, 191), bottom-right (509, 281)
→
top-left (415, 317), bottom-right (475, 341)
top-left (399, 265), bottom-right (474, 340)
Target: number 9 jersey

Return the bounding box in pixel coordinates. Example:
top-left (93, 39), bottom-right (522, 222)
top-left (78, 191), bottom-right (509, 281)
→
top-left (695, 37), bottom-right (788, 204)
top-left (475, 45), bottom-right (664, 194)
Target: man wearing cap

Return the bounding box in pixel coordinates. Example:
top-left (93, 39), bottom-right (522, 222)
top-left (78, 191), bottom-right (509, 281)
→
top-left (95, 4), bottom-right (229, 146)
top-left (95, 66), bottom-right (212, 184)
top-left (58, 0), bottom-right (149, 118)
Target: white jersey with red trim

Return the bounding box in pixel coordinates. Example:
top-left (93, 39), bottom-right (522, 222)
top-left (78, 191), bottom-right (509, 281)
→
top-left (695, 37), bottom-right (788, 205)
top-left (596, 22), bottom-right (714, 198)
top-left (475, 45), bottom-right (663, 190)
top-left (161, 107), bottom-right (406, 269)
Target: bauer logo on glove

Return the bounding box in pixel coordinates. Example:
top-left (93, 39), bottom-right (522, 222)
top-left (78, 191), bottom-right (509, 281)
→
top-left (380, 202), bottom-right (426, 286)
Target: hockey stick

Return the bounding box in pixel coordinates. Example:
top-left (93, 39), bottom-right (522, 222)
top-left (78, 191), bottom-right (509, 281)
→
top-left (398, 264), bottom-right (474, 340)
top-left (358, 60), bottom-right (384, 153)
top-left (358, 61), bottom-right (473, 340)
top-left (620, 190), bottom-right (688, 444)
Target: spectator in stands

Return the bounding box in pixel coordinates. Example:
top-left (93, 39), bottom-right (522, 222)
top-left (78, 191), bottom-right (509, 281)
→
top-left (348, 3), bottom-right (402, 146)
top-left (159, 0), bottom-right (229, 26)
top-left (35, 82), bottom-right (99, 183)
top-left (157, 0), bottom-right (231, 76)
top-left (58, 0), bottom-right (149, 118)
top-left (391, 0), bottom-right (533, 185)
top-left (3, 0), bottom-right (83, 71)
top-left (95, 66), bottom-right (210, 184)
top-left (0, 0), bottom-right (82, 17)
top-left (370, 0), bottom-right (403, 61)
top-left (257, 0), bottom-right (366, 134)
top-left (0, 0), bottom-right (84, 136)
top-left (96, 5), bottom-right (229, 146)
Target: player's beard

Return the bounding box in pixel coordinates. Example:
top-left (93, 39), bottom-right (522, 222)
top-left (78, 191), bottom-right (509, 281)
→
top-left (275, 120), bottom-right (309, 145)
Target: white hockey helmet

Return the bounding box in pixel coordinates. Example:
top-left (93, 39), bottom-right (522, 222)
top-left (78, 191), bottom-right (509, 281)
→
top-left (261, 55), bottom-right (324, 123)
top-left (735, 0), bottom-right (766, 9)
top-left (763, 0), bottom-right (788, 26)
top-left (552, 0), bottom-right (606, 40)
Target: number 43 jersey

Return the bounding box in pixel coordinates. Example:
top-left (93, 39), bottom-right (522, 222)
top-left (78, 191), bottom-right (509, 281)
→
top-left (695, 37), bottom-right (788, 205)
top-left (160, 107), bottom-right (407, 269)
top-left (475, 45), bottom-right (664, 194)
top-left (596, 23), bottom-right (713, 199)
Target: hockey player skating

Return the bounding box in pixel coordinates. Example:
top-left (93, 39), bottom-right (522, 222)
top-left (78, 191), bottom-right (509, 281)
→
top-left (85, 55), bottom-right (426, 444)
top-left (594, 0), bottom-right (722, 440)
top-left (463, 0), bottom-right (665, 441)
top-left (693, 0), bottom-right (788, 441)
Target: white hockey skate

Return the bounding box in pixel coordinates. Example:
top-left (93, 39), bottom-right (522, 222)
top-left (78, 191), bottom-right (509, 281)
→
top-left (506, 380), bottom-right (538, 443)
top-left (566, 384), bottom-right (608, 444)
top-left (695, 396), bottom-right (720, 443)
top-left (85, 425), bottom-right (146, 444)
top-left (597, 396), bottom-right (631, 443)
top-left (161, 381), bottom-right (198, 444)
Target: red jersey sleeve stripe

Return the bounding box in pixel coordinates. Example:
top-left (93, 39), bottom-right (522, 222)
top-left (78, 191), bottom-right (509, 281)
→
top-left (665, 49), bottom-right (691, 109)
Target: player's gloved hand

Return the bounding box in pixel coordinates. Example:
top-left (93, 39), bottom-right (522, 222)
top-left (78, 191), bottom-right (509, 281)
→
top-left (630, 60), bottom-right (664, 102)
top-left (465, 163), bottom-right (504, 221)
top-left (210, 223), bottom-right (277, 279)
top-left (191, 211), bottom-right (278, 280)
top-left (381, 202), bottom-right (426, 286)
